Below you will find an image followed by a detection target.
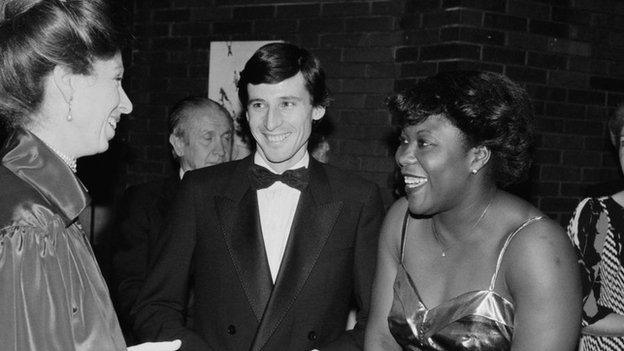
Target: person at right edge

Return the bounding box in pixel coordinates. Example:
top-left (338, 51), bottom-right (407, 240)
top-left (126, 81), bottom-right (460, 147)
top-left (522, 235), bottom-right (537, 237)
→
top-left (131, 42), bottom-right (385, 350)
top-left (567, 105), bottom-right (624, 350)
top-left (364, 71), bottom-right (582, 350)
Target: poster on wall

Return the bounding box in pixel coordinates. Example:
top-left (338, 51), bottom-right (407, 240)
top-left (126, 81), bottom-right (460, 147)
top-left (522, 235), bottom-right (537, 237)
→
top-left (208, 40), bottom-right (280, 160)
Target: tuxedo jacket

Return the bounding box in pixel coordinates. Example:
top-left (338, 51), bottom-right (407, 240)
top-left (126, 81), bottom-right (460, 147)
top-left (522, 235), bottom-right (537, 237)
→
top-left (131, 156), bottom-right (384, 351)
top-left (112, 175), bottom-right (180, 333)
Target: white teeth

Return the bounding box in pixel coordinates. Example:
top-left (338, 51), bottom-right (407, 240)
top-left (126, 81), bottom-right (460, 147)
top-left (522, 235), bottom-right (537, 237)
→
top-left (404, 176), bottom-right (427, 188)
top-left (107, 118), bottom-right (117, 129)
top-left (266, 133), bottom-right (288, 142)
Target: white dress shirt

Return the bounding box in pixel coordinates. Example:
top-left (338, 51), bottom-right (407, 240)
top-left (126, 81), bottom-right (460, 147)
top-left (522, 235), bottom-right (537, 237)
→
top-left (254, 152), bottom-right (309, 282)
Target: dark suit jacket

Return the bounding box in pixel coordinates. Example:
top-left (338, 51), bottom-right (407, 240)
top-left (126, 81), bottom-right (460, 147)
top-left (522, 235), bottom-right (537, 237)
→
top-left (131, 156), bottom-right (384, 351)
top-left (112, 175), bottom-right (180, 335)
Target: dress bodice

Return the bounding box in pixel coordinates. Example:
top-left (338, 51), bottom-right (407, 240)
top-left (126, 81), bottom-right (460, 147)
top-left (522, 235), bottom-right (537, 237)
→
top-left (388, 212), bottom-right (543, 351)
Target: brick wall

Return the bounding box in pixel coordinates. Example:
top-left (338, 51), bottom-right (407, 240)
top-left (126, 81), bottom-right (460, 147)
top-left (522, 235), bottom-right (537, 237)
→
top-left (115, 0), bottom-right (624, 222)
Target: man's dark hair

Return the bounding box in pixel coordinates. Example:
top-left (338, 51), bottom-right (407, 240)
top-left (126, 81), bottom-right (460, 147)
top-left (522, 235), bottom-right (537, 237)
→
top-left (237, 42), bottom-right (331, 113)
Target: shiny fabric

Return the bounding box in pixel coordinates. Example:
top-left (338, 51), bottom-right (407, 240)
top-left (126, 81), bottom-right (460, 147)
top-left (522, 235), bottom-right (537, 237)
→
top-left (0, 129), bottom-right (125, 351)
top-left (388, 213), bottom-right (544, 351)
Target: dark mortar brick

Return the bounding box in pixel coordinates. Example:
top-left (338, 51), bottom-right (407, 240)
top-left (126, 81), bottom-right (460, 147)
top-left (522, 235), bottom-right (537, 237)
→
top-left (529, 19), bottom-right (570, 38)
top-left (505, 66), bottom-right (547, 84)
top-left (590, 77), bottom-right (624, 93)
top-left (443, 0), bottom-right (506, 11)
top-left (527, 52), bottom-right (567, 70)
top-left (322, 2), bottom-right (370, 17)
top-left (396, 47), bottom-right (420, 62)
top-left (527, 85), bottom-right (567, 102)
top-left (551, 7), bottom-right (591, 25)
top-left (544, 102), bottom-right (586, 119)
top-left (345, 17), bottom-right (395, 32)
top-left (482, 46), bottom-right (526, 65)
top-left (423, 10), bottom-right (461, 27)
top-left (507, 1), bottom-right (550, 21)
top-left (153, 9), bottom-right (190, 22)
top-left (232, 5), bottom-right (274, 19)
top-left (405, 0), bottom-right (442, 12)
top-left (484, 13), bottom-right (527, 32)
top-left (567, 89), bottom-right (606, 105)
top-left (420, 43), bottom-right (481, 60)
top-left (276, 4), bottom-right (320, 18)
top-left (400, 62), bottom-right (438, 77)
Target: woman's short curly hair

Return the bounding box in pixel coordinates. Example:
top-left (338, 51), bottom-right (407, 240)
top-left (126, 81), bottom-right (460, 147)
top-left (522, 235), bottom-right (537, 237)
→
top-left (387, 70), bottom-right (534, 187)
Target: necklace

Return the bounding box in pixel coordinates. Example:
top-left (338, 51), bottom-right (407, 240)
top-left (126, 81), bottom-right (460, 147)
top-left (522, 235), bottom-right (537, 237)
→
top-left (430, 194), bottom-right (495, 257)
top-left (49, 146), bottom-right (77, 173)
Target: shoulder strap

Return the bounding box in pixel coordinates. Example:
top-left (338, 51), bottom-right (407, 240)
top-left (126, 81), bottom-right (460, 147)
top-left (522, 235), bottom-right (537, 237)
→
top-left (488, 216), bottom-right (545, 290)
top-left (400, 209), bottom-right (410, 263)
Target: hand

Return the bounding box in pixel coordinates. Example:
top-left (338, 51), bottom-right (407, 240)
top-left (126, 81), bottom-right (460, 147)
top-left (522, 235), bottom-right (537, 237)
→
top-left (127, 340), bottom-right (181, 351)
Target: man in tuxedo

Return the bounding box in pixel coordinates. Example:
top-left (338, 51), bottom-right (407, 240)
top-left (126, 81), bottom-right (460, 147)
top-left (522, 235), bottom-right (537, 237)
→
top-left (132, 42), bottom-right (384, 351)
top-left (112, 96), bottom-right (233, 338)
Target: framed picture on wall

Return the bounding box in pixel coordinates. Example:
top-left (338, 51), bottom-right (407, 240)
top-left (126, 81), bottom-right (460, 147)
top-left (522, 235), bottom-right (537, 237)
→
top-left (208, 40), bottom-right (280, 160)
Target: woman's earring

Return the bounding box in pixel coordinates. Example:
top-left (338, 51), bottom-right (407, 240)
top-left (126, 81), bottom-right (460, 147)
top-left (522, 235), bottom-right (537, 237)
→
top-left (471, 169), bottom-right (478, 174)
top-left (67, 97), bottom-right (72, 121)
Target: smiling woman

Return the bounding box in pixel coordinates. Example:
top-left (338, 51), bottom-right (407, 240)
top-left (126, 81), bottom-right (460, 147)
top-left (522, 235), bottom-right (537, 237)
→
top-left (364, 71), bottom-right (583, 351)
top-left (0, 0), bottom-right (177, 350)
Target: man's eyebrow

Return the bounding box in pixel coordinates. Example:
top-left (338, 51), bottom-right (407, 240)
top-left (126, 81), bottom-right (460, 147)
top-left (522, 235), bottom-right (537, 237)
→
top-left (279, 95), bottom-right (304, 100)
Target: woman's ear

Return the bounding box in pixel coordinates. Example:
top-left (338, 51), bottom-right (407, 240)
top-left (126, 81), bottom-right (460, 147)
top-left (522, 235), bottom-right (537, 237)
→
top-left (52, 65), bottom-right (75, 104)
top-left (469, 145), bottom-right (491, 175)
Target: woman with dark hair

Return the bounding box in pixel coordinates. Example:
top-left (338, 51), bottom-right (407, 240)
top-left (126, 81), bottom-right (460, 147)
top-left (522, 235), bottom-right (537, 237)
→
top-left (0, 1), bottom-right (178, 350)
top-left (365, 71), bottom-right (582, 350)
top-left (566, 105), bottom-right (624, 350)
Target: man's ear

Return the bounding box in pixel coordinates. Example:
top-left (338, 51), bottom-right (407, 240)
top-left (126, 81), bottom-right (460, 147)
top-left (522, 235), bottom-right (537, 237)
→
top-left (169, 134), bottom-right (185, 158)
top-left (469, 145), bottom-right (491, 174)
top-left (312, 106), bottom-right (326, 121)
top-left (52, 65), bottom-right (75, 104)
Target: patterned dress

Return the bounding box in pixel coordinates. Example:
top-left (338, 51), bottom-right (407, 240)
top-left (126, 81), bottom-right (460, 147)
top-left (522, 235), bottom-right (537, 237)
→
top-left (567, 197), bottom-right (624, 351)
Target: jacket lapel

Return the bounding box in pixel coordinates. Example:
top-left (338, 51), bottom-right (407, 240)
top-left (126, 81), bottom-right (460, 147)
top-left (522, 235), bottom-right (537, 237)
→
top-left (217, 157), bottom-right (273, 322)
top-left (251, 159), bottom-right (344, 351)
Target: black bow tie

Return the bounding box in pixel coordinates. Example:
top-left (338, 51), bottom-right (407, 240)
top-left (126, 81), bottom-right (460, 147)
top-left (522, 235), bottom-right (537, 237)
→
top-left (249, 164), bottom-right (310, 191)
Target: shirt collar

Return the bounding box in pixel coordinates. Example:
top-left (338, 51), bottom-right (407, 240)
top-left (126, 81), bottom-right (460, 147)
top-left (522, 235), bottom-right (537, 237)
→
top-left (253, 151), bottom-right (309, 174)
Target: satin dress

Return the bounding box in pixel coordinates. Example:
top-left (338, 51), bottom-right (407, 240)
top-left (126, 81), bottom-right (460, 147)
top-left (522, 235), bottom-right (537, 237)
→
top-left (388, 212), bottom-right (544, 351)
top-left (0, 129), bottom-right (125, 351)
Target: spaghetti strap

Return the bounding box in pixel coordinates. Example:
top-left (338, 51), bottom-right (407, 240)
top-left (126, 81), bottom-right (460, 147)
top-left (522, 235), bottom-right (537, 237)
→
top-left (399, 209), bottom-right (410, 263)
top-left (488, 216), bottom-right (545, 290)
